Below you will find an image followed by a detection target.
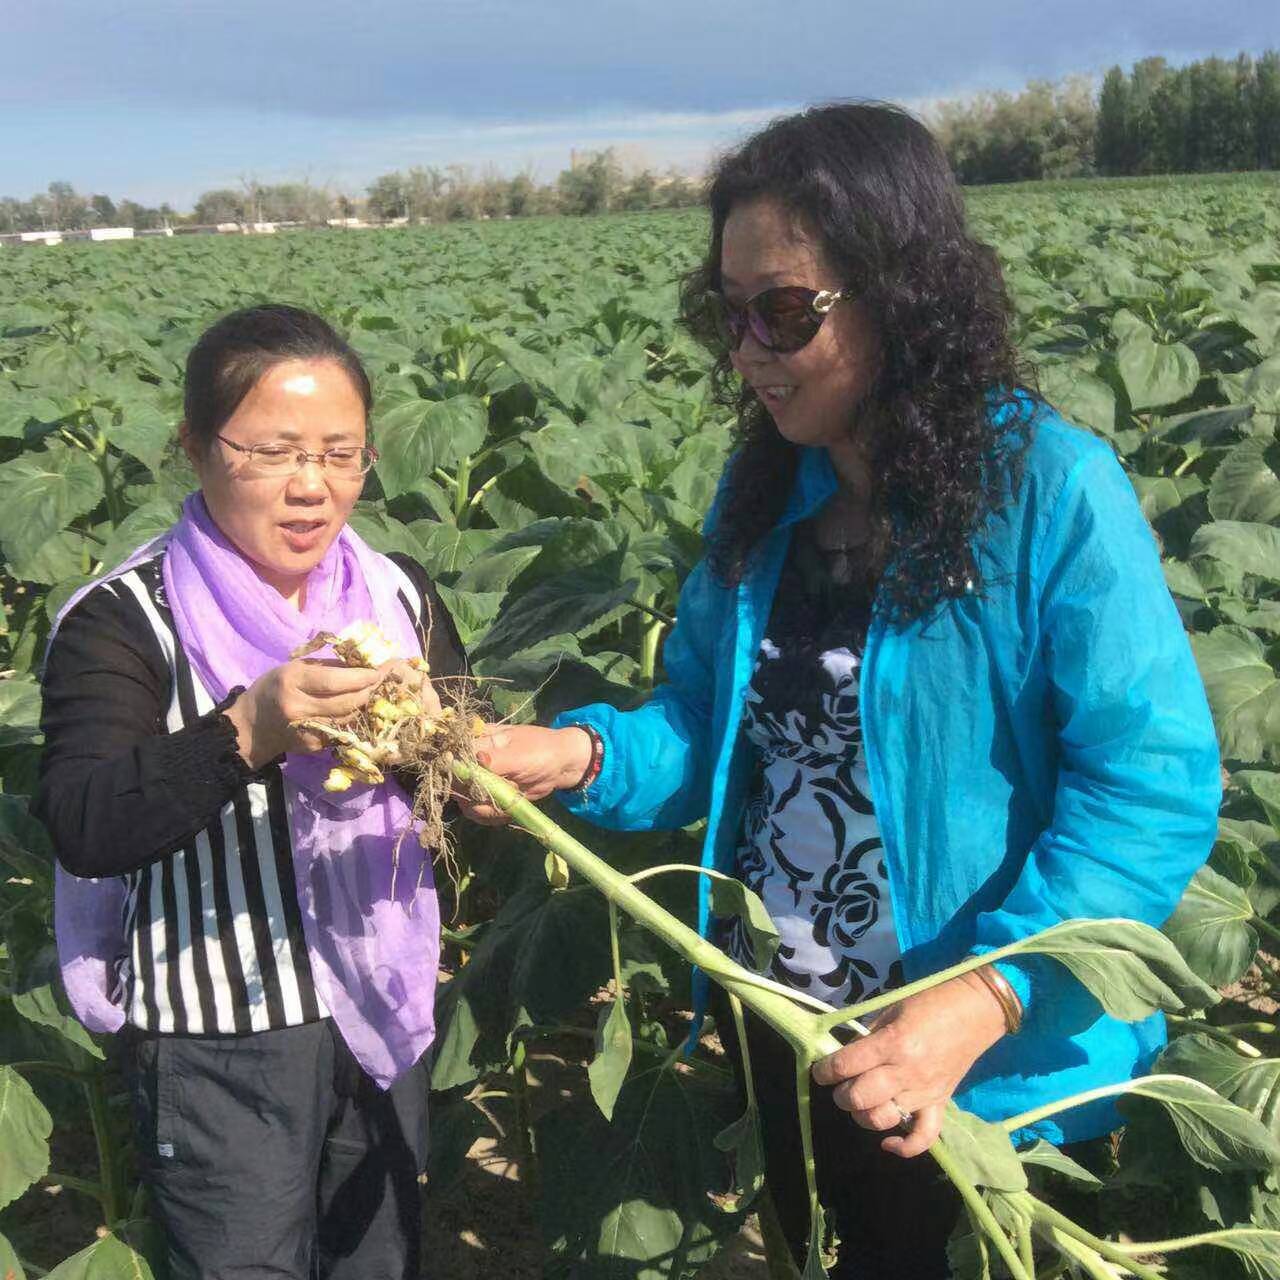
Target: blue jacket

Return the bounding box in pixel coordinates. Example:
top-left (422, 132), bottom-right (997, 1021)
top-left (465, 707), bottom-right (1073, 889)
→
top-left (555, 402), bottom-right (1220, 1143)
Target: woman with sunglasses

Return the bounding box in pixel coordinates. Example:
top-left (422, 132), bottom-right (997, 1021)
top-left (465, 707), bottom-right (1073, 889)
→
top-left (467, 103), bottom-right (1219, 1277)
top-left (35, 304), bottom-right (466, 1279)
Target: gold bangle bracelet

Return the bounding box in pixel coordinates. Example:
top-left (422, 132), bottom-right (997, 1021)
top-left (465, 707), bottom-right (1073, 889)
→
top-left (974, 964), bottom-right (1023, 1035)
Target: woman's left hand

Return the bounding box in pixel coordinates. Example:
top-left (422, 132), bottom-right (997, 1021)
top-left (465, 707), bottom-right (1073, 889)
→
top-left (811, 972), bottom-right (1009, 1158)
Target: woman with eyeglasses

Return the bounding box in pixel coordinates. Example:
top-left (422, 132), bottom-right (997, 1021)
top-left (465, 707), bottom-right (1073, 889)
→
top-left (466, 104), bottom-right (1220, 1277)
top-left (35, 304), bottom-right (464, 1279)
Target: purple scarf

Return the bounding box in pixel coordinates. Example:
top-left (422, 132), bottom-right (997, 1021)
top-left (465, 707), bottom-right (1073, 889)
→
top-left (53, 494), bottom-right (440, 1087)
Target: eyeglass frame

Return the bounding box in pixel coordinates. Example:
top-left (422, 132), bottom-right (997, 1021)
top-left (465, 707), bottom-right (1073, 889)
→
top-left (708, 285), bottom-right (852, 354)
top-left (214, 434), bottom-right (380, 476)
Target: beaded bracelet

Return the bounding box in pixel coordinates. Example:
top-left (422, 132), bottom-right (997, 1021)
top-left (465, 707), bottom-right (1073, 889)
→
top-left (571, 725), bottom-right (605, 792)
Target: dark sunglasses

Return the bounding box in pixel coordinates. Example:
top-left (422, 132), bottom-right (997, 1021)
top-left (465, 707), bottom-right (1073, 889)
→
top-left (707, 285), bottom-right (851, 353)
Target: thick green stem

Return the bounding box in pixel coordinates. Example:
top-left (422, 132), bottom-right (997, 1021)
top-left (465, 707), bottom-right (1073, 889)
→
top-left (1017, 1211), bottom-right (1036, 1277)
top-left (84, 1070), bottom-right (125, 1224)
top-left (727, 993), bottom-right (758, 1113)
top-left (623, 865), bottom-right (872, 1031)
top-left (1109, 1227), bottom-right (1280, 1255)
top-left (453, 454), bottom-right (474, 525)
top-left (1164, 1014), bottom-right (1261, 1057)
top-left (511, 1038), bottom-right (537, 1197)
top-left (639, 612), bottom-right (664, 688)
top-left (456, 762), bottom-right (841, 1056)
top-left (627, 597), bottom-right (676, 628)
top-left (1251, 912), bottom-right (1280, 953)
top-left (1000, 1075), bottom-right (1169, 1135)
top-left (42, 1171), bottom-right (106, 1201)
top-left (928, 1142), bottom-right (1033, 1280)
top-left (607, 900), bottom-right (624, 999)
top-left (98, 452), bottom-right (122, 528)
top-left (795, 1058), bottom-right (825, 1278)
top-left (817, 948), bottom-right (1014, 1032)
top-left (1032, 1201), bottom-right (1165, 1280)
top-left (1044, 1228), bottom-right (1120, 1280)
top-left (9, 1059), bottom-right (97, 1082)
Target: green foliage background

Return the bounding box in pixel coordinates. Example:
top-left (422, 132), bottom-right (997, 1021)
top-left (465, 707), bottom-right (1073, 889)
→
top-left (1, 178), bottom-right (1280, 1277)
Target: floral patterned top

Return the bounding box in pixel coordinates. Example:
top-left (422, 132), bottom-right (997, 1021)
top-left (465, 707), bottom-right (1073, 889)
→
top-left (728, 529), bottom-right (904, 1007)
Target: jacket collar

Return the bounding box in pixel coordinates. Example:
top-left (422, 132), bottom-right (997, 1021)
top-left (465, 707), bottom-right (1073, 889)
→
top-left (777, 446), bottom-right (838, 528)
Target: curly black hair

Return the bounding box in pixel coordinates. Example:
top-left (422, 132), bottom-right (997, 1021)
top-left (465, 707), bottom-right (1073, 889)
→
top-left (680, 101), bottom-right (1033, 625)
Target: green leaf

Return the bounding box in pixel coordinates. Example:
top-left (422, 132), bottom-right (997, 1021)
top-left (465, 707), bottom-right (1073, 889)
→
top-left (1192, 521), bottom-right (1280, 585)
top-left (1222, 354), bottom-right (1280, 418)
top-left (1116, 327), bottom-right (1200, 410)
top-left (1208, 438), bottom-right (1280, 523)
top-left (536, 1061), bottom-right (740, 1278)
top-left (0, 1065), bottom-right (52, 1210)
top-left (42, 1233), bottom-right (156, 1280)
top-left (12, 944), bottom-right (105, 1059)
top-left (472, 568), bottom-right (639, 661)
top-left (1016, 1138), bottom-right (1102, 1187)
top-left (0, 1231), bottom-right (26, 1280)
top-left (711, 1105), bottom-right (765, 1213)
top-left (587, 998), bottom-right (634, 1121)
top-left (1118, 1074), bottom-right (1280, 1172)
top-left (0, 678), bottom-right (42, 750)
top-left (0, 388), bottom-right (64, 440)
top-left (373, 393), bottom-right (488, 498)
top-left (997, 916), bottom-right (1219, 1021)
top-left (1152, 404), bottom-right (1255, 446)
top-left (1165, 1228), bottom-right (1280, 1275)
top-left (1191, 626), bottom-right (1280, 764)
top-left (1162, 866), bottom-right (1259, 988)
top-left (1159, 1035), bottom-right (1280, 1146)
top-left (1232, 770), bottom-right (1280, 831)
top-left (95, 498), bottom-right (180, 574)
top-left (431, 881), bottom-right (612, 1090)
top-left (940, 1107), bottom-right (1028, 1192)
top-left (0, 443), bottom-right (102, 580)
top-left (707, 877), bottom-right (781, 972)
top-left (1037, 364), bottom-right (1117, 435)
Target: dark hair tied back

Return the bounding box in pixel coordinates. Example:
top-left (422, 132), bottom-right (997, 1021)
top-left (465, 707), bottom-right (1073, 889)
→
top-left (680, 101), bottom-right (1032, 626)
top-left (184, 304), bottom-right (372, 448)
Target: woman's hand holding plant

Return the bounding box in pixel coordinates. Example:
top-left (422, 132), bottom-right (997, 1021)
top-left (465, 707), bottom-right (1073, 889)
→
top-left (226, 659), bottom-right (387, 768)
top-left (811, 971), bottom-right (1009, 1158)
top-left (460, 725), bottom-right (595, 824)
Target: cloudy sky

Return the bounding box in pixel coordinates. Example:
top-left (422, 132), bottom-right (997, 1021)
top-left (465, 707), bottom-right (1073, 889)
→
top-left (4, 0), bottom-right (1276, 208)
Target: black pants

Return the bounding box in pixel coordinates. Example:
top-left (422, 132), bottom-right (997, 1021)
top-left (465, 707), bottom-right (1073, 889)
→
top-left (121, 1019), bottom-right (430, 1280)
top-left (715, 992), bottom-right (961, 1280)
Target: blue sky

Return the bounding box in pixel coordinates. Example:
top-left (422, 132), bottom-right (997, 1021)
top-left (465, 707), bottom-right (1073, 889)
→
top-left (4, 0), bottom-right (1277, 209)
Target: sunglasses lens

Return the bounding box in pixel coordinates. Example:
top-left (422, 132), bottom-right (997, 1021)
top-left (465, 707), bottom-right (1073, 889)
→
top-left (755, 287), bottom-right (823, 353)
top-left (707, 293), bottom-right (746, 349)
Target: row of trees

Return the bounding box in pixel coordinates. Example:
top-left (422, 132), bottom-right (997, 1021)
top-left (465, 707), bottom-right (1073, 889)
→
top-left (0, 152), bottom-right (701, 235)
top-left (0, 185), bottom-right (177, 235)
top-left (934, 49), bottom-right (1280, 184)
top-left (1096, 52), bottom-right (1280, 176)
top-left (363, 152), bottom-right (700, 222)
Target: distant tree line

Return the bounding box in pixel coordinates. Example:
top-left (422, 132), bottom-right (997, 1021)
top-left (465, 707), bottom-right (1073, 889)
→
top-left (0, 185), bottom-right (178, 235)
top-left (4, 49), bottom-right (1277, 232)
top-left (935, 49), bottom-right (1279, 184)
top-left (1094, 52), bottom-right (1280, 176)
top-left (0, 152), bottom-right (700, 234)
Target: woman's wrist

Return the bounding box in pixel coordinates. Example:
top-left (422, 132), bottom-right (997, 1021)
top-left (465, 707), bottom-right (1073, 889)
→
top-left (555, 725), bottom-right (600, 791)
top-left (963, 965), bottom-right (1023, 1037)
top-left (223, 687), bottom-right (271, 770)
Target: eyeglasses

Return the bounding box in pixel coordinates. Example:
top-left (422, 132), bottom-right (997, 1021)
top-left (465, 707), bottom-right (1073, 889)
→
top-left (706, 285), bottom-right (851, 354)
top-left (215, 435), bottom-right (379, 476)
